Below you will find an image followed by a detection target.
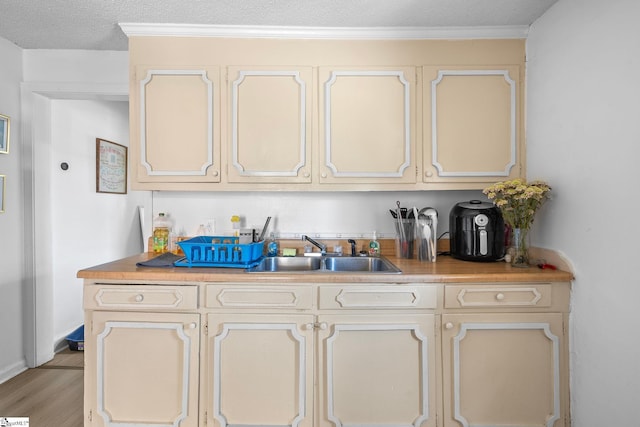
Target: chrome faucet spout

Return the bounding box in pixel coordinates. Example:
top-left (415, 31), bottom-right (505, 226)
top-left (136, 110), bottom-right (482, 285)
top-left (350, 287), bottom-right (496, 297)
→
top-left (301, 235), bottom-right (327, 255)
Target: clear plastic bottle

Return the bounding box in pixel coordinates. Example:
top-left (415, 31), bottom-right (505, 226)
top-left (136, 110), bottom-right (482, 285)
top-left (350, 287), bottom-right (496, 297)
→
top-left (230, 215), bottom-right (241, 237)
top-left (368, 231), bottom-right (381, 256)
top-left (153, 213), bottom-right (172, 254)
top-left (267, 232), bottom-right (279, 257)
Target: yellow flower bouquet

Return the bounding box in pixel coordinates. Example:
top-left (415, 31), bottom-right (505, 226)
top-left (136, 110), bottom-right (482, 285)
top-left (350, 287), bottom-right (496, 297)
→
top-left (483, 179), bottom-right (551, 267)
top-left (482, 179), bottom-right (551, 230)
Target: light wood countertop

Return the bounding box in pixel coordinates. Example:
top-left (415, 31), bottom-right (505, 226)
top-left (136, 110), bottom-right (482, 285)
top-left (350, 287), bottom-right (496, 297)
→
top-left (77, 251), bottom-right (573, 284)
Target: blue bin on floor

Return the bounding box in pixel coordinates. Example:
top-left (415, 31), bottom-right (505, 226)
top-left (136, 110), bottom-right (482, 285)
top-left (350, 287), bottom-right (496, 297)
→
top-left (66, 325), bottom-right (84, 351)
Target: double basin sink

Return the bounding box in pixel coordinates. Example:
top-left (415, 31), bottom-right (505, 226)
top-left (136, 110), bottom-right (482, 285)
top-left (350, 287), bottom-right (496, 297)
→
top-left (246, 255), bottom-right (401, 274)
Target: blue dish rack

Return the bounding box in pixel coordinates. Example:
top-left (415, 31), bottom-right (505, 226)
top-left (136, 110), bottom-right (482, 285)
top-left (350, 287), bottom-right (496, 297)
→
top-left (175, 236), bottom-right (264, 268)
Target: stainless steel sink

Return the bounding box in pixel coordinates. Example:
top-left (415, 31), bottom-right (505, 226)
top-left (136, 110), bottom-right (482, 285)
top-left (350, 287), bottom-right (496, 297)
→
top-left (324, 256), bottom-right (401, 273)
top-left (246, 256), bottom-right (401, 274)
top-left (247, 256), bottom-right (322, 272)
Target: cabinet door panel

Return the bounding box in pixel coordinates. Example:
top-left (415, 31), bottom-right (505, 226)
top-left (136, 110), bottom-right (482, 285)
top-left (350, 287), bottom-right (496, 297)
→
top-left (226, 67), bottom-right (313, 183)
top-left (318, 314), bottom-right (436, 427)
top-left (86, 311), bottom-right (200, 427)
top-left (442, 313), bottom-right (566, 427)
top-left (423, 66), bottom-right (522, 184)
top-left (132, 67), bottom-right (221, 185)
top-left (319, 67), bottom-right (417, 184)
top-left (206, 313), bottom-right (314, 427)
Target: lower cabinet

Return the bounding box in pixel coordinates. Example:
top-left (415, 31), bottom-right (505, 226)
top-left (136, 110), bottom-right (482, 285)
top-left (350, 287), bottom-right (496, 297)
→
top-left (85, 310), bottom-right (200, 427)
top-left (205, 313), bottom-right (315, 427)
top-left (205, 313), bottom-right (436, 427)
top-left (83, 281), bottom-right (570, 427)
top-left (317, 313), bottom-right (436, 427)
top-left (441, 313), bottom-right (567, 427)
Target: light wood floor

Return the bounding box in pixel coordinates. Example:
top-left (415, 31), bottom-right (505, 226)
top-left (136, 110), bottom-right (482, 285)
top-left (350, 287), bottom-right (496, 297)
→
top-left (0, 349), bottom-right (84, 427)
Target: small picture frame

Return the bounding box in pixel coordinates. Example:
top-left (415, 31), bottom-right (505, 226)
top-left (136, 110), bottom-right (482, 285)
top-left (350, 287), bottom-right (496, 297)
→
top-left (0, 175), bottom-right (5, 213)
top-left (96, 138), bottom-right (127, 194)
top-left (0, 114), bottom-right (10, 154)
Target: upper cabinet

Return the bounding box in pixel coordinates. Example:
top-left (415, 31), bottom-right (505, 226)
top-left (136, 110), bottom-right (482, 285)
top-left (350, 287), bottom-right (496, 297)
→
top-left (422, 66), bottom-right (523, 184)
top-left (318, 67), bottom-right (417, 185)
top-left (225, 67), bottom-right (313, 184)
top-left (130, 66), bottom-right (221, 189)
top-left (128, 37), bottom-right (525, 191)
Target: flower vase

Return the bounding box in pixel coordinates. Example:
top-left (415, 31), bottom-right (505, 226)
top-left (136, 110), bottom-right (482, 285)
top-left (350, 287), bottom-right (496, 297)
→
top-left (509, 227), bottom-right (530, 268)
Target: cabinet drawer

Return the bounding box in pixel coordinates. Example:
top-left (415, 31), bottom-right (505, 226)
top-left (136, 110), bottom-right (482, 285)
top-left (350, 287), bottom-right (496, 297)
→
top-left (319, 284), bottom-right (437, 309)
top-left (206, 284), bottom-right (313, 309)
top-left (444, 284), bottom-right (552, 309)
top-left (84, 284), bottom-right (198, 311)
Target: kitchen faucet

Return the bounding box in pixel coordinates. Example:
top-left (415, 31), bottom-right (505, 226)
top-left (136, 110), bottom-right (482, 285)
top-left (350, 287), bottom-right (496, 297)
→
top-left (301, 235), bottom-right (326, 255)
top-left (347, 239), bottom-right (357, 256)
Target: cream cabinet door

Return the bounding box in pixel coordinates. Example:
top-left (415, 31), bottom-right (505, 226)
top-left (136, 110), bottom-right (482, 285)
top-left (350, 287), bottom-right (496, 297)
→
top-left (317, 313), bottom-right (436, 427)
top-left (318, 67), bottom-right (417, 184)
top-left (225, 67), bottom-right (313, 183)
top-left (85, 311), bottom-right (200, 427)
top-left (441, 313), bottom-right (567, 427)
top-left (422, 66), bottom-right (523, 184)
top-left (131, 66), bottom-right (221, 187)
top-left (206, 313), bottom-right (315, 427)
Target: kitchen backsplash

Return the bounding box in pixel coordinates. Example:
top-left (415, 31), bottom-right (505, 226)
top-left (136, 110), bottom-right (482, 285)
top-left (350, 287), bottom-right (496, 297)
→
top-left (151, 190), bottom-right (483, 239)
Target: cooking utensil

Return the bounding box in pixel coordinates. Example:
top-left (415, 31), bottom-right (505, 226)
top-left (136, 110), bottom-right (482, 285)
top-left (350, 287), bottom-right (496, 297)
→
top-left (418, 207), bottom-right (438, 262)
top-left (257, 216), bottom-right (272, 242)
top-left (421, 221), bottom-right (431, 261)
top-left (394, 201), bottom-right (415, 258)
top-left (396, 201), bottom-right (405, 242)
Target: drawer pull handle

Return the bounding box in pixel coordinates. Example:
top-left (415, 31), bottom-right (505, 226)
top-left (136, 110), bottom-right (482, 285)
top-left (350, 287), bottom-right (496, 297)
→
top-left (135, 294), bottom-right (144, 302)
top-left (445, 322), bottom-right (454, 330)
top-left (188, 322), bottom-right (197, 330)
top-left (305, 322), bottom-right (328, 330)
top-left (495, 293), bottom-right (505, 301)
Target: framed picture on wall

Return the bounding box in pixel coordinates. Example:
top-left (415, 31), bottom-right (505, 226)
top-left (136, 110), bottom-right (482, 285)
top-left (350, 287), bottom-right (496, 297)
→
top-left (0, 175), bottom-right (5, 213)
top-left (96, 138), bottom-right (127, 194)
top-left (0, 114), bottom-right (10, 154)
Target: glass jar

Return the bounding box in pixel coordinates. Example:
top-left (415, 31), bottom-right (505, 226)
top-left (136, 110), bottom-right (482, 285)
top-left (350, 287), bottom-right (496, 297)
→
top-left (509, 227), bottom-right (530, 268)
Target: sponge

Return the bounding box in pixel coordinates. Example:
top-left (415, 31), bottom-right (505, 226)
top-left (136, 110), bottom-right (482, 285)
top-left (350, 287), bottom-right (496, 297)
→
top-left (282, 248), bottom-right (297, 257)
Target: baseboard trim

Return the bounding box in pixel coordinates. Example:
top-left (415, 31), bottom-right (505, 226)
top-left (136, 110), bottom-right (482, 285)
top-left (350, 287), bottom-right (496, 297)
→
top-left (0, 359), bottom-right (28, 385)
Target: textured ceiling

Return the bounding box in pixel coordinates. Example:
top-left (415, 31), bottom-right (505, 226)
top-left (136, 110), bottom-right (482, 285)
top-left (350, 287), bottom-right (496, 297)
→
top-left (0, 0), bottom-right (558, 51)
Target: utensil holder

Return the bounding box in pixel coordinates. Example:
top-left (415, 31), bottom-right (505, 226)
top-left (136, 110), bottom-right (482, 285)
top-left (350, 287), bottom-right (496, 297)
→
top-left (394, 219), bottom-right (414, 259)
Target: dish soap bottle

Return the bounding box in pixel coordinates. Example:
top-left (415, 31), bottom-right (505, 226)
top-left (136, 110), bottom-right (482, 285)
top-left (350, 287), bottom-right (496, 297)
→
top-left (368, 231), bottom-right (380, 256)
top-left (230, 215), bottom-right (241, 237)
top-left (153, 213), bottom-right (172, 254)
top-left (267, 232), bottom-right (279, 257)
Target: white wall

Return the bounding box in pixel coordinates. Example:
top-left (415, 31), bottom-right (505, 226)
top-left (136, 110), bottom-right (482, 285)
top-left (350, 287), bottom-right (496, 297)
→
top-left (50, 99), bottom-right (150, 346)
top-left (0, 38), bottom-right (26, 382)
top-left (23, 49), bottom-right (128, 85)
top-left (527, 0), bottom-right (640, 424)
